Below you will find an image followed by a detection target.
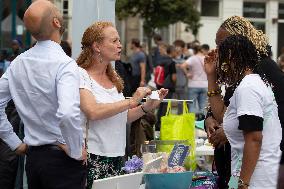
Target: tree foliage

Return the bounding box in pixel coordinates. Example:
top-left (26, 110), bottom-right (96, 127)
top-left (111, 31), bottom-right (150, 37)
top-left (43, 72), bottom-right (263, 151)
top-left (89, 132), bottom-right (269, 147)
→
top-left (116, 0), bottom-right (201, 39)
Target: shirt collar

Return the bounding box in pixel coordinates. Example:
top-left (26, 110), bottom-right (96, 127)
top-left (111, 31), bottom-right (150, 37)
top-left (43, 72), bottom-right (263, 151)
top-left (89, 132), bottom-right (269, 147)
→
top-left (36, 40), bottom-right (64, 52)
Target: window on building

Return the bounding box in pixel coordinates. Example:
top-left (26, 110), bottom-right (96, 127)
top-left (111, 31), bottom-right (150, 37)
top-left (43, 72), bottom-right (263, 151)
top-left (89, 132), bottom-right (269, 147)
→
top-left (279, 3), bottom-right (284, 19)
top-left (201, 0), bottom-right (219, 17)
top-left (63, 0), bottom-right (68, 15)
top-left (250, 21), bottom-right (265, 33)
top-left (243, 2), bottom-right (266, 18)
top-left (60, 0), bottom-right (69, 40)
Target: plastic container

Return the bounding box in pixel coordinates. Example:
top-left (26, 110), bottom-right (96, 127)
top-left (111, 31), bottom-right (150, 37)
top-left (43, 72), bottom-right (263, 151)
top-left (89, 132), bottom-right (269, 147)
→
top-left (144, 171), bottom-right (193, 189)
top-left (141, 140), bottom-right (193, 170)
top-left (143, 140), bottom-right (190, 153)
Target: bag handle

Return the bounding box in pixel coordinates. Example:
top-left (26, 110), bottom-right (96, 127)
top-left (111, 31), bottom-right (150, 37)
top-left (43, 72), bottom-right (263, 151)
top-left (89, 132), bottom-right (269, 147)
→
top-left (165, 100), bottom-right (172, 116)
top-left (183, 101), bottom-right (189, 114)
top-left (166, 101), bottom-right (190, 115)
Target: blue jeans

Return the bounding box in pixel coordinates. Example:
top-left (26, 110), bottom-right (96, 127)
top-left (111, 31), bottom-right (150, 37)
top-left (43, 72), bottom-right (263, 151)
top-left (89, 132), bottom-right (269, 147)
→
top-left (188, 87), bottom-right (208, 114)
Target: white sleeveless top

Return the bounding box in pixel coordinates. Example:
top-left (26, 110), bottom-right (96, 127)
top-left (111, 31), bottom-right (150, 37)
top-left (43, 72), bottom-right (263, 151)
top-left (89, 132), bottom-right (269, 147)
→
top-left (79, 67), bottom-right (127, 157)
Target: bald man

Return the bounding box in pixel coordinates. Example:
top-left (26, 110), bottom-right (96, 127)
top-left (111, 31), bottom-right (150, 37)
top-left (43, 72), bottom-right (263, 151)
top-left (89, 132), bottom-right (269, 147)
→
top-left (0, 1), bottom-right (87, 189)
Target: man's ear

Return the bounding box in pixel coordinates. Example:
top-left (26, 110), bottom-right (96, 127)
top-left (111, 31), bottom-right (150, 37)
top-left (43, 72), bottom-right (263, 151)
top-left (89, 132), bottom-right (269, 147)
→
top-left (53, 17), bottom-right (61, 29)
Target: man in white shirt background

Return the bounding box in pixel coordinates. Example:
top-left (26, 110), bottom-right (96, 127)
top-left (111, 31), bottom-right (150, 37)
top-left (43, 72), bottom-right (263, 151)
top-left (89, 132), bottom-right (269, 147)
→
top-left (0, 1), bottom-right (87, 189)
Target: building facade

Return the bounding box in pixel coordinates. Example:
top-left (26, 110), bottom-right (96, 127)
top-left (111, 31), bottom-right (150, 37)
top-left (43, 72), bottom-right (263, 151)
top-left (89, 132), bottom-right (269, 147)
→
top-left (7, 0), bottom-right (282, 60)
top-left (116, 0), bottom-right (284, 60)
top-left (193, 0), bottom-right (283, 60)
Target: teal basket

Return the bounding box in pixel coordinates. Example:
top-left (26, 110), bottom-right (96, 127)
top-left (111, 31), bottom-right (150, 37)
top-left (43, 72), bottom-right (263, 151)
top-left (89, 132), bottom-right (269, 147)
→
top-left (144, 171), bottom-right (193, 189)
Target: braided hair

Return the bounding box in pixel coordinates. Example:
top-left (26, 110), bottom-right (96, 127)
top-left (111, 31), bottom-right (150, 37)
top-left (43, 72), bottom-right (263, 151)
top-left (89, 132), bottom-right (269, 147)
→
top-left (217, 35), bottom-right (264, 86)
top-left (221, 16), bottom-right (269, 56)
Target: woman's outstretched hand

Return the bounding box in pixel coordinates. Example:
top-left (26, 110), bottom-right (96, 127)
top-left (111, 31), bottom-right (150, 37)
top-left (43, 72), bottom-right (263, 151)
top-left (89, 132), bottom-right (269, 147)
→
top-left (143, 88), bottom-right (168, 111)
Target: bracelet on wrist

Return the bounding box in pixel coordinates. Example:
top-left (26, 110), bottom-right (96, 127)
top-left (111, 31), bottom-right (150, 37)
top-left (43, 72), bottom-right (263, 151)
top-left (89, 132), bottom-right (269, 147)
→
top-left (207, 88), bottom-right (222, 97)
top-left (133, 97), bottom-right (142, 105)
top-left (128, 99), bottom-right (131, 109)
top-left (129, 98), bottom-right (141, 108)
top-left (206, 107), bottom-right (214, 119)
top-left (238, 178), bottom-right (249, 188)
top-left (141, 105), bottom-right (148, 114)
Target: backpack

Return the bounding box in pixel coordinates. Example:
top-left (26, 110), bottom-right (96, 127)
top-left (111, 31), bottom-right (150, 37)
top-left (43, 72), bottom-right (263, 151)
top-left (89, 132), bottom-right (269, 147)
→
top-left (154, 65), bottom-right (165, 86)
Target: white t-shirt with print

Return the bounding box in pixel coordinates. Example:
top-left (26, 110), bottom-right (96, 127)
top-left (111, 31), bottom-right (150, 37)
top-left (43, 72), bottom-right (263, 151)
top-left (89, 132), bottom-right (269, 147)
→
top-left (223, 74), bottom-right (281, 189)
top-left (79, 67), bottom-right (127, 157)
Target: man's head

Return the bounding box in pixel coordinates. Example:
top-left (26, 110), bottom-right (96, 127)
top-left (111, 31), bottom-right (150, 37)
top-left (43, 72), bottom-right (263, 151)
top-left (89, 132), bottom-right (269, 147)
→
top-left (201, 44), bottom-right (210, 55)
top-left (23, 0), bottom-right (64, 41)
top-left (216, 16), bottom-right (269, 56)
top-left (11, 39), bottom-right (21, 51)
top-left (153, 34), bottom-right (162, 45)
top-left (173, 39), bottom-right (185, 56)
top-left (158, 42), bottom-right (169, 56)
top-left (130, 38), bottom-right (141, 50)
top-left (167, 45), bottom-right (177, 58)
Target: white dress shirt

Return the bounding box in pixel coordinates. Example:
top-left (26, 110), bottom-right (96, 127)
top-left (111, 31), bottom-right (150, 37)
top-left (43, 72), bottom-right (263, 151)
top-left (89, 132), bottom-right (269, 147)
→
top-left (0, 40), bottom-right (83, 159)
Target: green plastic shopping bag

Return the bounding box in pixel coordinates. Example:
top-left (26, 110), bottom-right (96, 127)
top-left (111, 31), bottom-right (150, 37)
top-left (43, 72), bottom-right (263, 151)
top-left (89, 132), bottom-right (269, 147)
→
top-left (160, 101), bottom-right (196, 170)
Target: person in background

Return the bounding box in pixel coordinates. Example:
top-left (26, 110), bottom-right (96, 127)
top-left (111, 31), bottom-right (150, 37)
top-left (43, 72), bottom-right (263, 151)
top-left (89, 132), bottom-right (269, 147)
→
top-left (277, 54), bottom-right (284, 73)
top-left (129, 38), bottom-right (147, 93)
top-left (141, 43), bottom-right (153, 84)
top-left (181, 45), bottom-right (208, 119)
top-left (60, 40), bottom-right (72, 57)
top-left (152, 34), bottom-right (163, 68)
top-left (155, 43), bottom-right (177, 130)
top-left (172, 39), bottom-right (188, 114)
top-left (201, 44), bottom-right (210, 56)
top-left (186, 42), bottom-right (195, 58)
top-left (173, 39), bottom-right (187, 60)
top-left (0, 1), bottom-right (87, 189)
top-left (0, 103), bottom-right (20, 189)
top-left (7, 39), bottom-right (24, 61)
top-left (0, 50), bottom-right (10, 76)
top-left (115, 60), bottom-right (133, 98)
top-left (76, 21), bottom-right (168, 188)
top-left (192, 40), bottom-right (201, 46)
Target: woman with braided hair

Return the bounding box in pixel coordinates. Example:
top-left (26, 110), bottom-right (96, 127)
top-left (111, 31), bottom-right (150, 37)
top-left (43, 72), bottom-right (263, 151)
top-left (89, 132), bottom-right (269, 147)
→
top-left (217, 34), bottom-right (281, 188)
top-left (204, 15), bottom-right (284, 188)
top-left (77, 22), bottom-right (168, 188)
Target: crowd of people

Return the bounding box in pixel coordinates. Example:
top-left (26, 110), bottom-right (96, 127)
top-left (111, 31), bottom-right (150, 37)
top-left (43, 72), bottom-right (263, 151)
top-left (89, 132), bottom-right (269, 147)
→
top-left (126, 36), bottom-right (210, 129)
top-left (1, 1), bottom-right (284, 189)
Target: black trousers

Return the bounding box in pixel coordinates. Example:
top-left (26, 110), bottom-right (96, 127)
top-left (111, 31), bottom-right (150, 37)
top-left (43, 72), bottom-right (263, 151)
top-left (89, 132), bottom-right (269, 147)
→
top-left (214, 142), bottom-right (231, 189)
top-left (0, 140), bottom-right (18, 189)
top-left (25, 145), bottom-right (87, 189)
